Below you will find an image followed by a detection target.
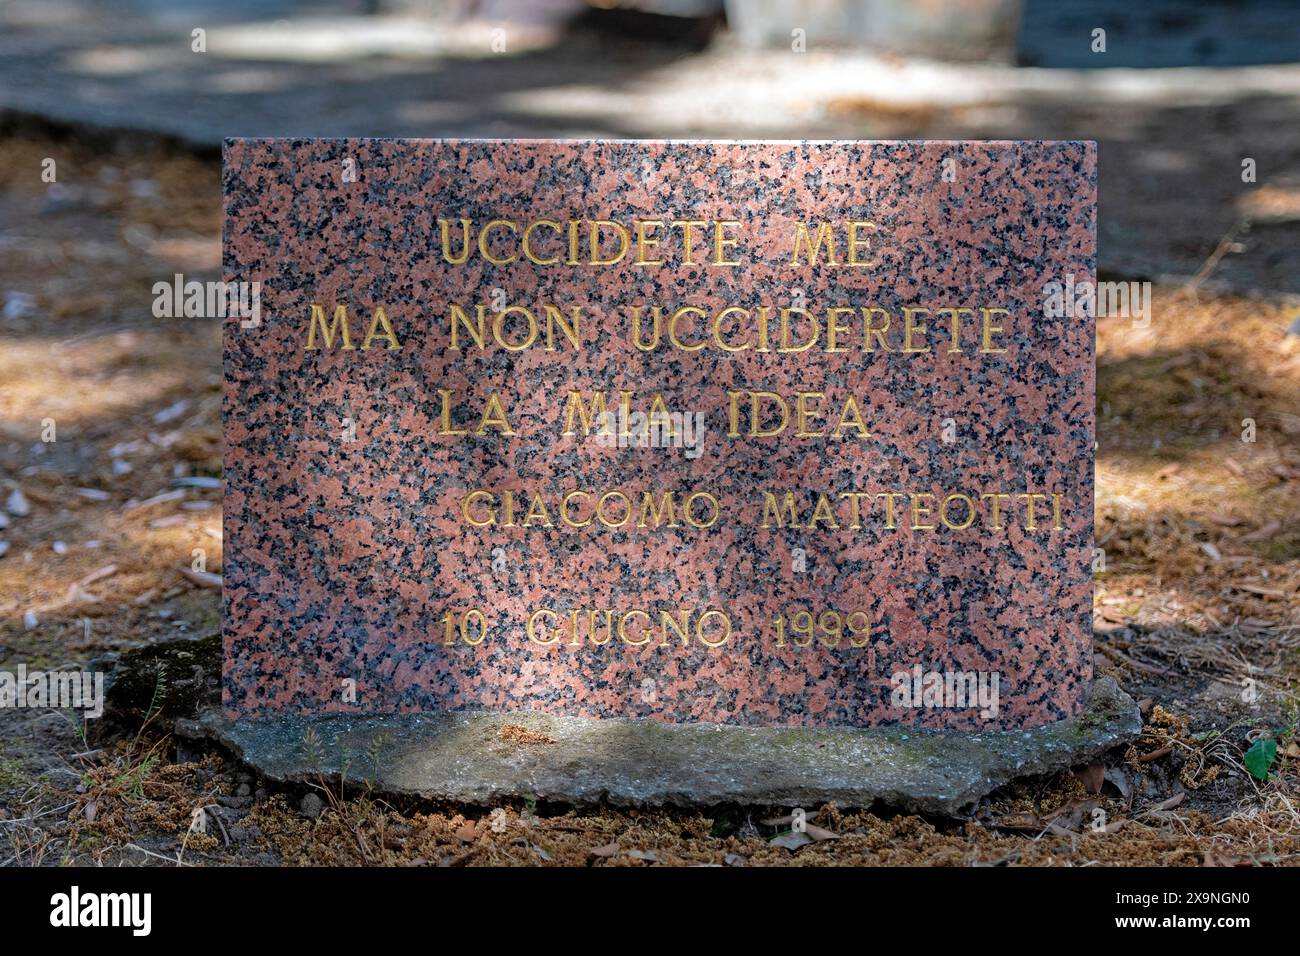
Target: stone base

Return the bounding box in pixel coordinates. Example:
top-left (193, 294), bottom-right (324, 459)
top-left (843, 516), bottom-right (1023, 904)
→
top-left (177, 678), bottom-right (1140, 816)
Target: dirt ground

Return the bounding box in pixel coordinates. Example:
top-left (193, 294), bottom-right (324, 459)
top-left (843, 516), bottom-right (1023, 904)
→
top-left (1, 128), bottom-right (1297, 867)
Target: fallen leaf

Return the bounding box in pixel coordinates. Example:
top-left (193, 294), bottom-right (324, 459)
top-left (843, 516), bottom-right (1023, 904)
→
top-left (1150, 792), bottom-right (1186, 812)
top-left (769, 831), bottom-right (813, 851)
top-left (1076, 761), bottom-right (1105, 795)
top-left (454, 821), bottom-right (478, 842)
top-left (1137, 744), bottom-right (1174, 764)
top-left (1045, 800), bottom-right (1096, 831)
top-left (1203, 850), bottom-right (1247, 867)
top-left (179, 567), bottom-right (222, 589)
top-left (1244, 738), bottom-right (1277, 781)
top-left (5, 488), bottom-right (30, 516)
top-left (1104, 766), bottom-right (1132, 800)
top-left (1239, 520), bottom-right (1281, 542)
top-left (1096, 606), bottom-right (1130, 624)
top-left (804, 823), bottom-right (840, 841)
top-left (76, 564), bottom-right (118, 588)
top-left (125, 489), bottom-right (186, 512)
top-left (1233, 583), bottom-right (1286, 598)
top-left (991, 812), bottom-right (1042, 832)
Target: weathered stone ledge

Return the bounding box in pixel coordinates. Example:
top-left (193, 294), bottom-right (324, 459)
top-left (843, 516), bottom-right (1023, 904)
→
top-left (177, 677), bottom-right (1140, 817)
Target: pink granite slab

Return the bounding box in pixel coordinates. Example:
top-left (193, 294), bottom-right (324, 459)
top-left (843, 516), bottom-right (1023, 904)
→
top-left (222, 139), bottom-right (1095, 730)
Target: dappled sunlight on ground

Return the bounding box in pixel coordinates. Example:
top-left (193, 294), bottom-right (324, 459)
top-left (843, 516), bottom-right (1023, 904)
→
top-left (0, 132), bottom-right (1297, 865)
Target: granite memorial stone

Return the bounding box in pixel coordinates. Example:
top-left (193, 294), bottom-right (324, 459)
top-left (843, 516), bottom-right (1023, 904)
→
top-left (211, 140), bottom-right (1134, 809)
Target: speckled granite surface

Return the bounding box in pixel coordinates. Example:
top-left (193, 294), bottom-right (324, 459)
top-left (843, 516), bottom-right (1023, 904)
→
top-left (223, 140), bottom-right (1096, 730)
